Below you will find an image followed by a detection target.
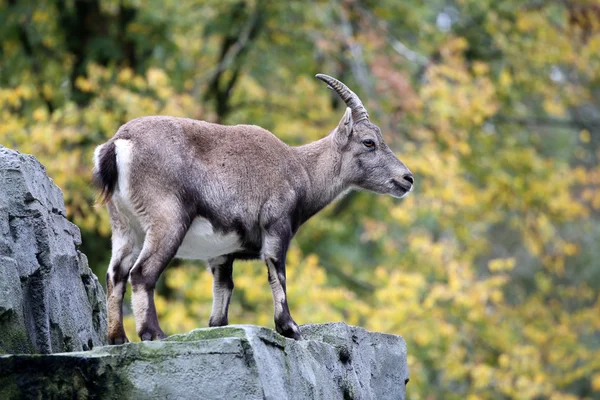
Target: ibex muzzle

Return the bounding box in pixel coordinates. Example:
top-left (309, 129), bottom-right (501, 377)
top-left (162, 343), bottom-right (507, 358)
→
top-left (93, 74), bottom-right (413, 344)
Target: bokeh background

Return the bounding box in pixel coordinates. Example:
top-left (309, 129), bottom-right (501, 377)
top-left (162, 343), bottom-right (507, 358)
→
top-left (2, 0), bottom-right (600, 398)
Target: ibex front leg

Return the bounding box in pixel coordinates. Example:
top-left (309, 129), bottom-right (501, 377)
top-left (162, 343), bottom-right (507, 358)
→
top-left (262, 226), bottom-right (302, 340)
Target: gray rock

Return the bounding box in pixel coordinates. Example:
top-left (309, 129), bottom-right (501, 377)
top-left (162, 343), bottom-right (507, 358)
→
top-left (0, 323), bottom-right (408, 399)
top-left (0, 146), bottom-right (107, 354)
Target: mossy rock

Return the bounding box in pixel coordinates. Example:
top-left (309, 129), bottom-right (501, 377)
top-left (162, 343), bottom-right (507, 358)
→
top-left (0, 323), bottom-right (408, 400)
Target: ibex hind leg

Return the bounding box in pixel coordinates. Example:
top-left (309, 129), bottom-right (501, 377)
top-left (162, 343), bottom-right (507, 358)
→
top-left (106, 200), bottom-right (142, 345)
top-left (208, 255), bottom-right (235, 327)
top-left (129, 205), bottom-right (191, 341)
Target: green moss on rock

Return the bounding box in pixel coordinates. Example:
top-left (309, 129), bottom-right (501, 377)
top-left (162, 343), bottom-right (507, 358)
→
top-left (0, 323), bottom-right (408, 400)
top-left (166, 325), bottom-right (248, 342)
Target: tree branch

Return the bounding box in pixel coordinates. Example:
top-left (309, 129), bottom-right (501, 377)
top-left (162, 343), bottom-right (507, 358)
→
top-left (11, 1), bottom-right (54, 113)
top-left (353, 3), bottom-right (429, 67)
top-left (203, 1), bottom-right (265, 121)
top-left (338, 4), bottom-right (373, 98)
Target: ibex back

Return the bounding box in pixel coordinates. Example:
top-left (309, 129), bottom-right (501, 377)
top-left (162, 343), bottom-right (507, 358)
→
top-left (93, 74), bottom-right (413, 343)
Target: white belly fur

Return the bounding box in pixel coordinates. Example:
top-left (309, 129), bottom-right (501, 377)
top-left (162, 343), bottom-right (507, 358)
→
top-left (175, 217), bottom-right (242, 260)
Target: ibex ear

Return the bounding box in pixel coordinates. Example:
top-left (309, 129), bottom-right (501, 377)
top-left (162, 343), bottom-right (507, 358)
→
top-left (334, 107), bottom-right (353, 147)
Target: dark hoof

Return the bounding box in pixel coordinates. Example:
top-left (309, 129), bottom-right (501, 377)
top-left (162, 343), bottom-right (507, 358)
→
top-left (139, 329), bottom-right (166, 341)
top-left (208, 316), bottom-right (228, 327)
top-left (108, 334), bottom-right (129, 345)
top-left (276, 321), bottom-right (303, 340)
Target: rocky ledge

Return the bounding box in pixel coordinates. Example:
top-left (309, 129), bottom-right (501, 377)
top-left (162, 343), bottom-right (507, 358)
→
top-left (0, 322), bottom-right (408, 400)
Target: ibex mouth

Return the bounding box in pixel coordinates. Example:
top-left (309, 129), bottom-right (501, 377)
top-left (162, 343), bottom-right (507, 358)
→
top-left (391, 179), bottom-right (412, 193)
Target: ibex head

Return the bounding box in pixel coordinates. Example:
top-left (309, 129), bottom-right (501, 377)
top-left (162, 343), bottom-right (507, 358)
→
top-left (316, 74), bottom-right (414, 198)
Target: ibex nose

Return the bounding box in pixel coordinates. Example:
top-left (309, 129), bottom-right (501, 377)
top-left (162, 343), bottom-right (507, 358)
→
top-left (403, 174), bottom-right (414, 186)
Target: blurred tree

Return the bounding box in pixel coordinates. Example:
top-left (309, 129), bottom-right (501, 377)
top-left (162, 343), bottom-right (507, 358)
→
top-left (1, 0), bottom-right (600, 398)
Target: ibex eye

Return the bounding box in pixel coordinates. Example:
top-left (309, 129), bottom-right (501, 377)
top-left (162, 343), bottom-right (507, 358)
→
top-left (362, 139), bottom-right (375, 149)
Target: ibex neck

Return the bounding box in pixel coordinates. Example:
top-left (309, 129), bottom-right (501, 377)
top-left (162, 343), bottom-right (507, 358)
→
top-left (293, 135), bottom-right (348, 222)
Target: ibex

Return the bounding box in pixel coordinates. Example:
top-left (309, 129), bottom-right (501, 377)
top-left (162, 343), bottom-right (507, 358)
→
top-left (93, 74), bottom-right (413, 343)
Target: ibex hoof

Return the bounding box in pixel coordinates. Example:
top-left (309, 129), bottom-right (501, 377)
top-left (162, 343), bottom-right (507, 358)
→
top-left (108, 335), bottom-right (129, 345)
top-left (139, 329), bottom-right (167, 341)
top-left (276, 322), bottom-right (303, 340)
top-left (208, 316), bottom-right (229, 327)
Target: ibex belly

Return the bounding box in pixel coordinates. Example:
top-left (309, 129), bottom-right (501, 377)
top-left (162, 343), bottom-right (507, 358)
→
top-left (113, 139), bottom-right (242, 261)
top-left (175, 217), bottom-right (242, 260)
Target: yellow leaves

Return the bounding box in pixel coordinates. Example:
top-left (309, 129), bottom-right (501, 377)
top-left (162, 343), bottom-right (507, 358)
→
top-left (360, 218), bottom-right (388, 242)
top-left (466, 395), bottom-right (483, 400)
top-left (2, 39), bottom-right (20, 56)
top-left (535, 273), bottom-right (552, 294)
top-left (499, 68), bottom-right (513, 88)
top-left (562, 242), bottom-right (579, 256)
top-left (117, 68), bottom-right (134, 84)
top-left (421, 45), bottom-right (498, 132)
top-left (441, 36), bottom-right (469, 58)
top-left (488, 258), bottom-right (516, 273)
top-left (390, 200), bottom-right (416, 226)
top-left (41, 83), bottom-right (54, 100)
top-left (549, 393), bottom-right (582, 400)
top-left (470, 364), bottom-right (493, 389)
top-left (573, 166), bottom-right (588, 184)
top-left (166, 267), bottom-right (195, 292)
top-left (236, 75), bottom-right (267, 101)
top-left (0, 87), bottom-right (23, 108)
top-left (32, 107), bottom-right (48, 122)
top-left (146, 68), bottom-right (173, 98)
top-left (471, 62), bottom-right (489, 76)
top-left (592, 373), bottom-right (600, 391)
top-left (516, 13), bottom-right (543, 32)
top-left (32, 9), bottom-right (50, 23)
top-left (414, 330), bottom-right (433, 347)
top-left (543, 96), bottom-right (567, 117)
top-left (423, 284), bottom-right (453, 309)
top-left (579, 129), bottom-right (591, 144)
top-left (456, 141), bottom-right (471, 156)
top-left (523, 324), bottom-right (549, 346)
top-left (75, 76), bottom-right (95, 93)
top-left (123, 315), bottom-right (136, 341)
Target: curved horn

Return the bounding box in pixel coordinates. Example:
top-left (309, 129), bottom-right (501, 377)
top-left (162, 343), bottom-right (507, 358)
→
top-left (315, 74), bottom-right (369, 123)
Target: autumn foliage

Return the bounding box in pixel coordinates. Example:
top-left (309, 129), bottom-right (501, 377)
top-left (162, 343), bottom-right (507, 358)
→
top-left (2, 0), bottom-right (600, 398)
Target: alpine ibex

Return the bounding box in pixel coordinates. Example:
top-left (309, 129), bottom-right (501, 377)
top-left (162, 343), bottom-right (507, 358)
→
top-left (93, 74), bottom-right (413, 343)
